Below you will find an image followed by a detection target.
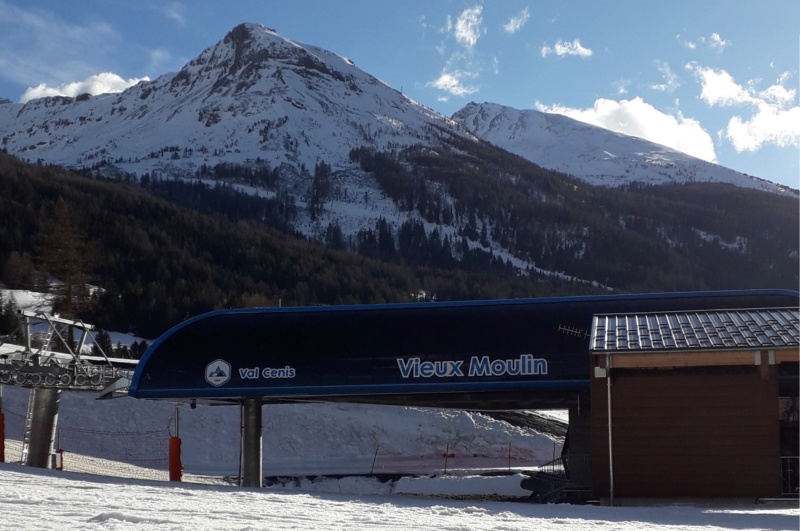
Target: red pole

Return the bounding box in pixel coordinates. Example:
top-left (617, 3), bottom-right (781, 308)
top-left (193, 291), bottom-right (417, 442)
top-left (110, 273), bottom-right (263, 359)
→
top-left (169, 437), bottom-right (182, 481)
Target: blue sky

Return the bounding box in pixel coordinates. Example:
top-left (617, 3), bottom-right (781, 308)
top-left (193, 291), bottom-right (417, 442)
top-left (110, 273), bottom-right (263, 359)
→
top-left (0, 1), bottom-right (798, 188)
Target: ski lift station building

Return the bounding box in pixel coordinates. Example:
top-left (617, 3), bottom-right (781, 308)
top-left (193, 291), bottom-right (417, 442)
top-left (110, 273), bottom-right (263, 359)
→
top-left (129, 289), bottom-right (800, 503)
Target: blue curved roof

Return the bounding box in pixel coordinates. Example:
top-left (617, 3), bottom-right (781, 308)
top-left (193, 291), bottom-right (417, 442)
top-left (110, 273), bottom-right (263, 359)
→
top-left (129, 289), bottom-right (799, 407)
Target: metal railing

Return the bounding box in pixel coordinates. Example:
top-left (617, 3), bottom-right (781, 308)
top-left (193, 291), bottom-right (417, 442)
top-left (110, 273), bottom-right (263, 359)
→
top-left (781, 456), bottom-right (799, 497)
top-left (537, 453), bottom-right (591, 487)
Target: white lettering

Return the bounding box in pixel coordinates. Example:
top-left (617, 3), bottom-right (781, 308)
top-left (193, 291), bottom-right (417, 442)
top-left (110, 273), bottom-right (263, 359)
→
top-left (262, 366), bottom-right (296, 379)
top-left (397, 358), bottom-right (417, 378)
top-left (469, 354), bottom-right (548, 376)
top-left (239, 367), bottom-right (260, 379)
top-left (397, 355), bottom-right (547, 378)
top-left (397, 358), bottom-right (465, 378)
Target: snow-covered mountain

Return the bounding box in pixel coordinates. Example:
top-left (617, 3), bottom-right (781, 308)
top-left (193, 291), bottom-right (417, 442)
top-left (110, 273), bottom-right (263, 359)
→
top-left (0, 23), bottom-right (486, 249)
top-left (452, 102), bottom-right (795, 195)
top-left (0, 23), bottom-right (464, 179)
top-left (1, 22), bottom-right (791, 201)
top-left (1, 23), bottom-right (797, 294)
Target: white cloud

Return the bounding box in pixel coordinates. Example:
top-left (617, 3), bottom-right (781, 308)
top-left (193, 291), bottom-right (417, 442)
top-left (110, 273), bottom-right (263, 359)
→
top-left (651, 61), bottom-right (679, 92)
top-left (677, 34), bottom-right (697, 50)
top-left (686, 64), bottom-right (799, 152)
top-left (427, 71), bottom-right (479, 97)
top-left (428, 7), bottom-right (485, 99)
top-left (541, 39), bottom-right (593, 58)
top-left (725, 104), bottom-right (800, 152)
top-left (759, 73), bottom-right (796, 106)
top-left (453, 6), bottom-right (483, 48)
top-left (163, 2), bottom-right (186, 26)
top-left (614, 78), bottom-right (630, 96)
top-left (20, 72), bottom-right (149, 103)
top-left (709, 32), bottom-right (731, 52)
top-left (504, 7), bottom-right (530, 34)
top-left (536, 97), bottom-right (717, 162)
top-left (679, 33), bottom-right (730, 53)
top-left (0, 1), bottom-right (160, 104)
top-left (419, 15), bottom-right (428, 29)
top-left (686, 63), bottom-right (753, 106)
top-left (444, 15), bottom-right (453, 35)
top-left (0, 1), bottom-right (122, 90)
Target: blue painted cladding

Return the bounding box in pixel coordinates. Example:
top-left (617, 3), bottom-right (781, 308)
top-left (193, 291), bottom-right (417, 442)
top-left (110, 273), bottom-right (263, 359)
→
top-left (129, 289), bottom-right (799, 400)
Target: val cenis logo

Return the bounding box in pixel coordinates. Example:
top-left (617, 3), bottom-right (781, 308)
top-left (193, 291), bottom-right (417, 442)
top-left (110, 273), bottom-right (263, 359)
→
top-left (205, 359), bottom-right (231, 387)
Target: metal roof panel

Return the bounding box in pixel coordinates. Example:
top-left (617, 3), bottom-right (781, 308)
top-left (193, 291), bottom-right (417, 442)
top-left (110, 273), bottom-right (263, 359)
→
top-left (591, 308), bottom-right (799, 352)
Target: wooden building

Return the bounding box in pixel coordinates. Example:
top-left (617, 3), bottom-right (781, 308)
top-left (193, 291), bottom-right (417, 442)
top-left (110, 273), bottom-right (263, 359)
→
top-left (589, 308), bottom-right (799, 502)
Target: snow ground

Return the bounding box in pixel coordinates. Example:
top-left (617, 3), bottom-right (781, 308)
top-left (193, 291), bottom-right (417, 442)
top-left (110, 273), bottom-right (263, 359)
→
top-left (0, 462), bottom-right (797, 531)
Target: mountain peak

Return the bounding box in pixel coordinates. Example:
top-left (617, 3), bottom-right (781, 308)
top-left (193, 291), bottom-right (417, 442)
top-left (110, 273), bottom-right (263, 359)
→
top-left (175, 22), bottom-right (287, 92)
top-left (172, 21), bottom-right (363, 99)
top-left (223, 23), bottom-right (269, 73)
top-left (219, 23), bottom-right (285, 74)
top-left (229, 21), bottom-right (276, 35)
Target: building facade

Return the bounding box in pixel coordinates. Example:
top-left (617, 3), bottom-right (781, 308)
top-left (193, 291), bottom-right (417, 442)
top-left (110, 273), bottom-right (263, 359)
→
top-left (590, 309), bottom-right (798, 501)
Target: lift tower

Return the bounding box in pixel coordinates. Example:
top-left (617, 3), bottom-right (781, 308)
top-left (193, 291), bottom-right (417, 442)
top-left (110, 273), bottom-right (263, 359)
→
top-left (0, 311), bottom-right (136, 468)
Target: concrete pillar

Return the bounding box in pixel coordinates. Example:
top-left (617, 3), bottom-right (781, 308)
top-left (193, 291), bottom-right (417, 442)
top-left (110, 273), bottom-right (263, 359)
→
top-left (241, 398), bottom-right (263, 488)
top-left (26, 387), bottom-right (60, 468)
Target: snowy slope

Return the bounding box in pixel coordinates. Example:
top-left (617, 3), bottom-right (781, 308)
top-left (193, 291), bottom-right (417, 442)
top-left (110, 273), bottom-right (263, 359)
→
top-left (453, 102), bottom-right (795, 195)
top-left (1, 24), bottom-right (794, 287)
top-left (5, 24), bottom-right (788, 198)
top-left (0, 23), bottom-right (480, 256)
top-left (0, 384), bottom-right (562, 479)
top-left (0, 23), bottom-right (464, 179)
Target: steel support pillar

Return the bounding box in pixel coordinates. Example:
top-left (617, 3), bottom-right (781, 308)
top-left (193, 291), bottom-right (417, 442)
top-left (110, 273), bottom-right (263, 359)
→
top-left (26, 387), bottom-right (60, 468)
top-left (241, 397), bottom-right (263, 488)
